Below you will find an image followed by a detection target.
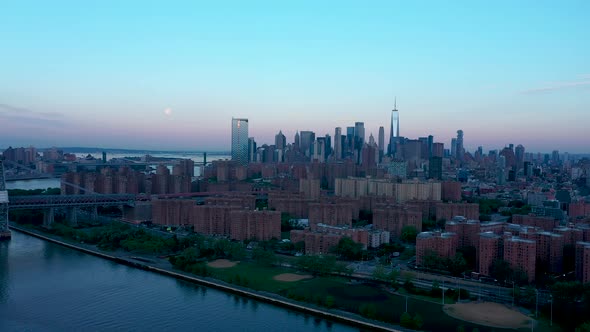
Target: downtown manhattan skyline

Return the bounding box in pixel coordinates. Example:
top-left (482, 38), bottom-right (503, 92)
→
top-left (1, 1), bottom-right (589, 153)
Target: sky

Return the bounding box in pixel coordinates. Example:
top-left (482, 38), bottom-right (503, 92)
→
top-left (1, 1), bottom-right (589, 153)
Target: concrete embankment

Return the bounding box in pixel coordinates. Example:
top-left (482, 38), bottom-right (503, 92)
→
top-left (9, 224), bottom-right (402, 332)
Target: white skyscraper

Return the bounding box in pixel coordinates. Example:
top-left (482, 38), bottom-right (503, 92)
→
top-left (231, 118), bottom-right (249, 165)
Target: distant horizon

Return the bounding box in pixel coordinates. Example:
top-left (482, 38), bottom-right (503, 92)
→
top-left (1, 144), bottom-right (589, 157)
top-left (1, 1), bottom-right (588, 154)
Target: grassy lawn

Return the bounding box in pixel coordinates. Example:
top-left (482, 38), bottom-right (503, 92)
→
top-left (208, 261), bottom-right (308, 293)
top-left (207, 260), bottom-right (524, 331)
top-left (397, 287), bottom-right (456, 305)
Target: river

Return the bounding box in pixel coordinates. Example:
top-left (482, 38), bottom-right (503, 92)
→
top-left (0, 231), bottom-right (359, 332)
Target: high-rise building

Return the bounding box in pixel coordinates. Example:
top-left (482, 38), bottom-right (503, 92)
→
top-left (515, 144), bottom-right (525, 170)
top-left (324, 134), bottom-right (332, 158)
top-left (294, 131), bottom-right (300, 150)
top-left (354, 122), bottom-right (365, 150)
top-left (334, 127), bottom-right (342, 160)
top-left (248, 137), bottom-right (257, 163)
top-left (300, 131), bottom-right (315, 157)
top-left (388, 98), bottom-right (399, 155)
top-left (451, 138), bottom-right (457, 159)
top-left (456, 130), bottom-right (464, 161)
top-left (429, 157), bottom-right (443, 180)
top-left (312, 138), bottom-right (326, 162)
top-left (378, 126), bottom-right (385, 153)
top-left (432, 142), bottom-right (444, 158)
top-left (231, 118), bottom-right (249, 165)
top-left (275, 130), bottom-right (286, 150)
top-left (346, 127), bottom-right (355, 154)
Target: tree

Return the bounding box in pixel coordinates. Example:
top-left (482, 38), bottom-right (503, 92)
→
top-left (325, 295), bottom-right (335, 308)
top-left (456, 246), bottom-right (477, 270)
top-left (359, 303), bottom-right (377, 319)
top-left (401, 226), bottom-right (419, 244)
top-left (332, 237), bottom-right (363, 260)
top-left (252, 247), bottom-right (277, 266)
top-left (430, 281), bottom-right (442, 297)
top-left (490, 259), bottom-right (513, 282)
top-left (296, 255), bottom-right (337, 276)
top-left (448, 252), bottom-right (468, 276)
top-left (422, 250), bottom-right (446, 271)
top-left (413, 313), bottom-right (423, 329)
top-left (577, 322), bottom-right (590, 332)
top-left (400, 312), bottom-right (413, 328)
top-left (372, 265), bottom-right (388, 281)
top-left (293, 241), bottom-right (305, 253)
top-left (388, 270), bottom-right (400, 287)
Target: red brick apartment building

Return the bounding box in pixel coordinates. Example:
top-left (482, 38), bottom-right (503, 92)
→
top-left (478, 232), bottom-right (502, 277)
top-left (291, 224), bottom-right (370, 254)
top-left (229, 210), bottom-right (281, 241)
top-left (576, 242), bottom-right (590, 284)
top-left (415, 231), bottom-right (458, 266)
top-left (308, 202), bottom-right (354, 229)
top-left (503, 236), bottom-right (536, 283)
top-left (290, 230), bottom-right (343, 255)
top-left (445, 217), bottom-right (481, 248)
top-left (373, 205), bottom-right (422, 238)
top-left (192, 205), bottom-right (238, 236)
top-left (512, 214), bottom-right (558, 232)
top-left (435, 202), bottom-right (479, 221)
top-left (268, 192), bottom-right (312, 218)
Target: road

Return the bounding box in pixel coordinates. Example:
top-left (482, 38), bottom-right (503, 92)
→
top-left (347, 260), bottom-right (550, 305)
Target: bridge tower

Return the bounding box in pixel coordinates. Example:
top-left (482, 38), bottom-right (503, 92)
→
top-left (0, 160), bottom-right (11, 240)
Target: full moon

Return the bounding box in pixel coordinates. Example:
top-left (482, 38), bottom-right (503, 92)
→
top-left (164, 108), bottom-right (172, 116)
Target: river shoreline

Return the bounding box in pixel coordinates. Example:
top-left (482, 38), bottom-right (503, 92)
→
top-left (9, 224), bottom-right (402, 332)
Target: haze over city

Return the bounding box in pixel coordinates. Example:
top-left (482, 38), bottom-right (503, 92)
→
top-left (1, 1), bottom-right (589, 152)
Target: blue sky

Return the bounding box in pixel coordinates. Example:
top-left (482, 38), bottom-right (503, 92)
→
top-left (1, 1), bottom-right (589, 153)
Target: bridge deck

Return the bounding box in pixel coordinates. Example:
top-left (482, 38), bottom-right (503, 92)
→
top-left (8, 194), bottom-right (136, 209)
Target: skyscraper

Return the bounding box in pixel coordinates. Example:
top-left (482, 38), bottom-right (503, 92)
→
top-left (515, 144), bottom-right (525, 170)
top-left (346, 126), bottom-right (355, 154)
top-left (231, 118), bottom-right (249, 165)
top-left (248, 137), bottom-right (257, 162)
top-left (294, 131), bottom-right (300, 150)
top-left (368, 133), bottom-right (375, 146)
top-left (300, 131), bottom-right (315, 157)
top-left (334, 127), bottom-right (342, 160)
top-left (354, 122), bottom-right (365, 150)
top-left (275, 130), bottom-right (286, 150)
top-left (378, 126), bottom-right (385, 152)
top-left (378, 126), bottom-right (385, 163)
top-left (456, 130), bottom-right (464, 161)
top-left (388, 98), bottom-right (399, 155)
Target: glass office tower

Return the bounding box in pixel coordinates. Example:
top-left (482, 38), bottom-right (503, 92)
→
top-left (231, 118), bottom-right (249, 165)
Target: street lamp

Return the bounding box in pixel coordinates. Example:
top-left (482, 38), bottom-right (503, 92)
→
top-left (442, 280), bottom-right (445, 304)
top-left (511, 281), bottom-right (515, 306)
top-left (405, 295), bottom-right (408, 313)
top-left (456, 277), bottom-right (460, 302)
top-left (478, 280), bottom-right (481, 301)
top-left (535, 289), bottom-right (538, 318)
top-left (549, 294), bottom-right (553, 327)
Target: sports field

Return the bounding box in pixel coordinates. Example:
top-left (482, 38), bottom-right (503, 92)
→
top-left (444, 302), bottom-right (533, 329)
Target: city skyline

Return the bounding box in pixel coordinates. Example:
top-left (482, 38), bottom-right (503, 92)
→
top-left (1, 1), bottom-right (589, 153)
